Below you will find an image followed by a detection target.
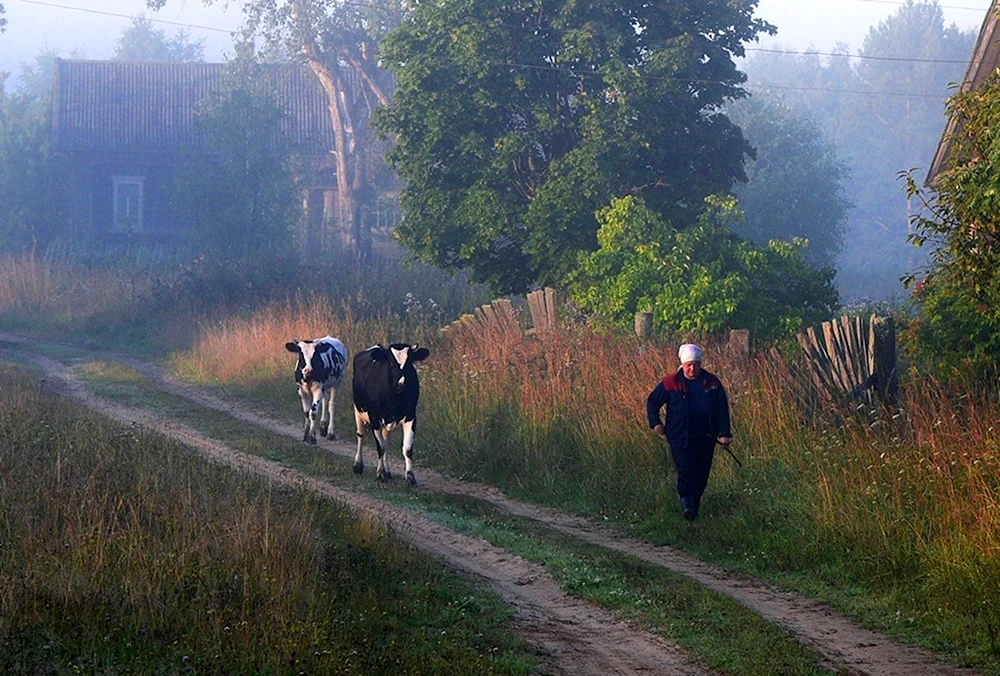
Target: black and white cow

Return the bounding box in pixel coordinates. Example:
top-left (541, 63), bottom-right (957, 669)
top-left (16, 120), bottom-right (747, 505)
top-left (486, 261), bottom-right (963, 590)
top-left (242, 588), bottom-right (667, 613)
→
top-left (285, 336), bottom-right (348, 444)
top-left (352, 343), bottom-right (430, 486)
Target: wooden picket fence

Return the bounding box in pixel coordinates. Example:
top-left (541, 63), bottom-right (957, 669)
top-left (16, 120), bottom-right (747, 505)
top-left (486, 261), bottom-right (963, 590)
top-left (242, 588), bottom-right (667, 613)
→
top-left (797, 314), bottom-right (898, 408)
top-left (440, 288), bottom-right (560, 339)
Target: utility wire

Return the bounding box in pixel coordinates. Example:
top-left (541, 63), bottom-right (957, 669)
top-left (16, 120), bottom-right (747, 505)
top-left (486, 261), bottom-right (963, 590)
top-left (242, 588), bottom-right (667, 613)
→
top-left (10, 0), bottom-right (970, 98)
top-left (13, 0), bottom-right (975, 66)
top-left (853, 0), bottom-right (992, 11)
top-left (11, 0), bottom-right (235, 33)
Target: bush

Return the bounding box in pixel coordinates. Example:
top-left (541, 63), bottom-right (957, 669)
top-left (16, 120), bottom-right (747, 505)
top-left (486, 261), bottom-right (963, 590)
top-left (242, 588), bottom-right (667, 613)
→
top-left (567, 195), bottom-right (839, 341)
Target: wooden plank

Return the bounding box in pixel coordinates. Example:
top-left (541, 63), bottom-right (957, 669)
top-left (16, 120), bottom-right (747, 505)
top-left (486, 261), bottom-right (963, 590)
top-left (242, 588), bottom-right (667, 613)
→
top-left (837, 315), bottom-right (860, 389)
top-left (822, 321), bottom-right (851, 393)
top-left (544, 287), bottom-right (559, 331)
top-left (527, 290), bottom-right (546, 332)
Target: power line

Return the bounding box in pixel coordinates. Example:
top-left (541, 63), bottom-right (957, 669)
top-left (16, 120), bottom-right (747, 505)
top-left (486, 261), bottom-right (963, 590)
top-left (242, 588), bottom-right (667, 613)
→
top-left (12, 0), bottom-right (978, 66)
top-left (853, 0), bottom-right (992, 11)
top-left (10, 0), bottom-right (972, 97)
top-left (743, 46), bottom-right (967, 64)
top-left (11, 0), bottom-right (235, 33)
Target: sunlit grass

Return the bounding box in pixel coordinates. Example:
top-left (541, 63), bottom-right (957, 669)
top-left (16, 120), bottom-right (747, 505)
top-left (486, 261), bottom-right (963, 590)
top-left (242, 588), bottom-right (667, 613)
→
top-left (0, 364), bottom-right (534, 674)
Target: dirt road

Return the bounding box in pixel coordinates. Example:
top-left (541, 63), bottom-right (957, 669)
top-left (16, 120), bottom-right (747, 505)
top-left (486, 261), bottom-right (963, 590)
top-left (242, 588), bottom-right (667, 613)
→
top-left (2, 335), bottom-right (976, 676)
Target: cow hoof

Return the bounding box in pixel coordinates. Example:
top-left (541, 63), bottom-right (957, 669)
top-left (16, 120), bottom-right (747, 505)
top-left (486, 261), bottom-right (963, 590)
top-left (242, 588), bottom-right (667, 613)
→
top-left (319, 424), bottom-right (329, 436)
top-left (325, 432), bottom-right (337, 441)
top-left (377, 469), bottom-right (392, 482)
top-left (407, 471), bottom-right (417, 487)
top-left (308, 436), bottom-right (318, 445)
top-left (353, 462), bottom-right (364, 475)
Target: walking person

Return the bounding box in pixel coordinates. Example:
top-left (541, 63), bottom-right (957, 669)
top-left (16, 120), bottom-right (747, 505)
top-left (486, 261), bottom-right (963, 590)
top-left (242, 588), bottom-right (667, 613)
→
top-left (646, 343), bottom-right (732, 521)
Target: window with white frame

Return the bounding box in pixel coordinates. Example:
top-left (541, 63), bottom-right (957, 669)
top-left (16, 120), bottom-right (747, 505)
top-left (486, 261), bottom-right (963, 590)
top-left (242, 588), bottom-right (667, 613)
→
top-left (112, 176), bottom-right (144, 232)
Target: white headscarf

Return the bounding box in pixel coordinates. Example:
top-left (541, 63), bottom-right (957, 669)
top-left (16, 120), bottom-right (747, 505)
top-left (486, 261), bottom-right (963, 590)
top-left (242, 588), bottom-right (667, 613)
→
top-left (678, 343), bottom-right (703, 364)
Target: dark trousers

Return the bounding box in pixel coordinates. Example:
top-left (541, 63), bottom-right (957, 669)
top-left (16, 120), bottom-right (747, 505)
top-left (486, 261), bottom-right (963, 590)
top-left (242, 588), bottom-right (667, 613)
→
top-left (669, 437), bottom-right (716, 512)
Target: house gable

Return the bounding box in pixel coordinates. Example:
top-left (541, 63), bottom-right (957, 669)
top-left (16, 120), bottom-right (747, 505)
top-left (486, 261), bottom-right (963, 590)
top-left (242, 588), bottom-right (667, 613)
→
top-left (926, 1), bottom-right (1000, 186)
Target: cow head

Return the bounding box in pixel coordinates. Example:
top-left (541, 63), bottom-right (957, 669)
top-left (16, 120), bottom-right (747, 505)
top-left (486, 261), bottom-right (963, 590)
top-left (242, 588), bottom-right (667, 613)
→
top-left (286, 338), bottom-right (335, 382)
top-left (388, 343), bottom-right (430, 392)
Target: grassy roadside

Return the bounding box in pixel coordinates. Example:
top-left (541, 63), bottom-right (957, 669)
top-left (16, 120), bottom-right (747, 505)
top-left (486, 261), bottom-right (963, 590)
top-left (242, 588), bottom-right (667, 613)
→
top-left (0, 363), bottom-right (535, 675)
top-left (63, 355), bottom-right (836, 676)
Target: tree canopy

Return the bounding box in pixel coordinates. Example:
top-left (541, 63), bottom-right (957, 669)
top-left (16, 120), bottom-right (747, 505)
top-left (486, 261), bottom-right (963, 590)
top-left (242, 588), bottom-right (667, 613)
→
top-left (727, 93), bottom-right (851, 268)
top-left (375, 0), bottom-right (774, 293)
top-left (148, 0), bottom-right (403, 261)
top-left (113, 16), bottom-right (205, 62)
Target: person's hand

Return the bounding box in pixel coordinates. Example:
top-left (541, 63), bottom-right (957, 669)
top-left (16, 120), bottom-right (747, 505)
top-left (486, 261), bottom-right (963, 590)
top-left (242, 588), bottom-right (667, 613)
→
top-left (717, 436), bottom-right (731, 446)
top-left (654, 424), bottom-right (666, 437)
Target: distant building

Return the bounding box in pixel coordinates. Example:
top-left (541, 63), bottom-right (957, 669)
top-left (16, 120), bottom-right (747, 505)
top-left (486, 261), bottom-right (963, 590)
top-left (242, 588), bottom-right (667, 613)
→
top-left (926, 0), bottom-right (1000, 185)
top-left (50, 58), bottom-right (340, 247)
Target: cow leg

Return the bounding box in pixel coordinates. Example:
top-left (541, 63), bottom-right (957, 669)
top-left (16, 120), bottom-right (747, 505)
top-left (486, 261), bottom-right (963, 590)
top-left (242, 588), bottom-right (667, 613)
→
top-left (297, 386), bottom-right (312, 443)
top-left (375, 427), bottom-right (392, 482)
top-left (401, 419), bottom-right (417, 486)
top-left (322, 384), bottom-right (337, 440)
top-left (353, 408), bottom-right (365, 474)
top-left (305, 382), bottom-right (323, 444)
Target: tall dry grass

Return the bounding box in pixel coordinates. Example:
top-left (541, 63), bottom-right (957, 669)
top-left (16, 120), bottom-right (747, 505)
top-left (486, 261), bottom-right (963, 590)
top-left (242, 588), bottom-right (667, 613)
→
top-left (416, 319), bottom-right (1000, 663)
top-left (170, 292), bottom-right (436, 385)
top-left (0, 251), bottom-right (147, 327)
top-left (0, 365), bottom-right (532, 673)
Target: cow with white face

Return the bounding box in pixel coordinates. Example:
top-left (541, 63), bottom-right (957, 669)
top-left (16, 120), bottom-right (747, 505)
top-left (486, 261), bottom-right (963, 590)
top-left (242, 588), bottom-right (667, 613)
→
top-left (352, 343), bottom-right (430, 486)
top-left (285, 336), bottom-right (348, 444)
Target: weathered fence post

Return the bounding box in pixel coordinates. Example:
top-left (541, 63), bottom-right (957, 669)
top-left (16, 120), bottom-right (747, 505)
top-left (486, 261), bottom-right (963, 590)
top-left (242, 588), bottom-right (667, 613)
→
top-left (728, 329), bottom-right (750, 360)
top-left (870, 315), bottom-right (899, 406)
top-left (634, 305), bottom-right (653, 340)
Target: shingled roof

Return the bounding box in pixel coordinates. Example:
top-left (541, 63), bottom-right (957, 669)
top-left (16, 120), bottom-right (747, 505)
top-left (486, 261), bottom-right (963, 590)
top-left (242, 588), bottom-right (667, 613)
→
top-left (926, 1), bottom-right (1000, 185)
top-left (52, 59), bottom-right (336, 155)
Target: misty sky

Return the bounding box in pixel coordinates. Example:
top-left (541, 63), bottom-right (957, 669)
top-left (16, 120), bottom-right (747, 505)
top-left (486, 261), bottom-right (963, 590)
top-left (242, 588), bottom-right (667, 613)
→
top-left (0, 0), bottom-right (992, 86)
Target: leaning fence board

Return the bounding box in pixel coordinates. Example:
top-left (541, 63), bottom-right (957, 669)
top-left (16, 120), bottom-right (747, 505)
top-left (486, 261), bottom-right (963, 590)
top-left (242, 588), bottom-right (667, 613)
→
top-left (798, 314), bottom-right (897, 409)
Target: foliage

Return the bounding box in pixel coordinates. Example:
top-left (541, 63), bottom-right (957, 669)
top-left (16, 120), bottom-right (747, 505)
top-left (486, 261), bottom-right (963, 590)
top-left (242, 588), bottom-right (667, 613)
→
top-left (0, 3), bottom-right (5, 32)
top-left (148, 0), bottom-right (403, 261)
top-left (112, 15), bottom-right (204, 62)
top-left (743, 0), bottom-right (975, 300)
top-left (375, 0), bottom-right (775, 294)
top-left (173, 56), bottom-right (301, 264)
top-left (902, 71), bottom-right (1000, 377)
top-left (15, 46), bottom-right (74, 99)
top-left (568, 195), bottom-right (838, 340)
top-left (0, 75), bottom-right (67, 251)
top-left (727, 93), bottom-right (852, 268)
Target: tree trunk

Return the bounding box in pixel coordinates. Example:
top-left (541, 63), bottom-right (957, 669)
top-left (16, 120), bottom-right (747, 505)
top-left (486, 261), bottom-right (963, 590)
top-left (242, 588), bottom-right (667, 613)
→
top-left (305, 57), bottom-right (367, 264)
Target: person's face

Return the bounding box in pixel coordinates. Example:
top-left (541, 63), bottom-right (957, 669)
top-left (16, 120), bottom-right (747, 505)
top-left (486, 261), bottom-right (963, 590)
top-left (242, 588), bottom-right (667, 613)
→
top-left (682, 360), bottom-right (702, 380)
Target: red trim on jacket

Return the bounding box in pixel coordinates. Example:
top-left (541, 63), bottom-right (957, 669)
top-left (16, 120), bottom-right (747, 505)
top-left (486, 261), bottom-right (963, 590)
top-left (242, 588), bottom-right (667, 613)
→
top-left (662, 369), bottom-right (722, 392)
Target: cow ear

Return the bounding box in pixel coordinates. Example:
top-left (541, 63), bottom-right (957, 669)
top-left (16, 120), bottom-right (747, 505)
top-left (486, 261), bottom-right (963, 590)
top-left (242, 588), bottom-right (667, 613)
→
top-left (411, 346), bottom-right (430, 362)
top-left (285, 341), bottom-right (301, 353)
top-left (315, 342), bottom-right (332, 353)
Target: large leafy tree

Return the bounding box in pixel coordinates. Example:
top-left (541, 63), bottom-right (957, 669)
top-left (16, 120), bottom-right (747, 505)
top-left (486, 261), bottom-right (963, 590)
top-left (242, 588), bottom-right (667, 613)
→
top-left (727, 93), bottom-right (851, 268)
top-left (375, 0), bottom-right (774, 293)
top-left (113, 16), bottom-right (205, 62)
top-left (175, 57), bottom-right (301, 264)
top-left (149, 0), bottom-right (402, 262)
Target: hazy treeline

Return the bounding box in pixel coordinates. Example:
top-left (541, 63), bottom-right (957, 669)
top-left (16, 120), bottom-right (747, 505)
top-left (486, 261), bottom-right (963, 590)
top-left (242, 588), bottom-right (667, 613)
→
top-left (741, 1), bottom-right (975, 300)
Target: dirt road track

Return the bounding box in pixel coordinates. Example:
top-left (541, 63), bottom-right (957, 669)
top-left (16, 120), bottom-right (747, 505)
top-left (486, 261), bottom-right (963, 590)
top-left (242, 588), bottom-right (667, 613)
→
top-left (17, 348), bottom-right (709, 676)
top-left (2, 335), bottom-right (977, 676)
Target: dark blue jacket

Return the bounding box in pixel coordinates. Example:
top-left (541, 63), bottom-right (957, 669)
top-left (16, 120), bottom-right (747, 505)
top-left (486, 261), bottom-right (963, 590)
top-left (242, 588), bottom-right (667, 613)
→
top-left (646, 369), bottom-right (732, 448)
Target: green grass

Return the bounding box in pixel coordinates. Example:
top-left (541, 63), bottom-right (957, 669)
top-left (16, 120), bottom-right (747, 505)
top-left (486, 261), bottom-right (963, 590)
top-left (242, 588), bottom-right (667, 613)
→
top-left (0, 363), bottom-right (536, 675)
top-left (69, 357), bottom-right (837, 675)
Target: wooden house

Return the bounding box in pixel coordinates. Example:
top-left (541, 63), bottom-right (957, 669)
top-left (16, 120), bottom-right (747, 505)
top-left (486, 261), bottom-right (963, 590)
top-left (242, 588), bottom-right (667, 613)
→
top-left (51, 58), bottom-right (338, 244)
top-left (926, 0), bottom-right (1000, 185)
